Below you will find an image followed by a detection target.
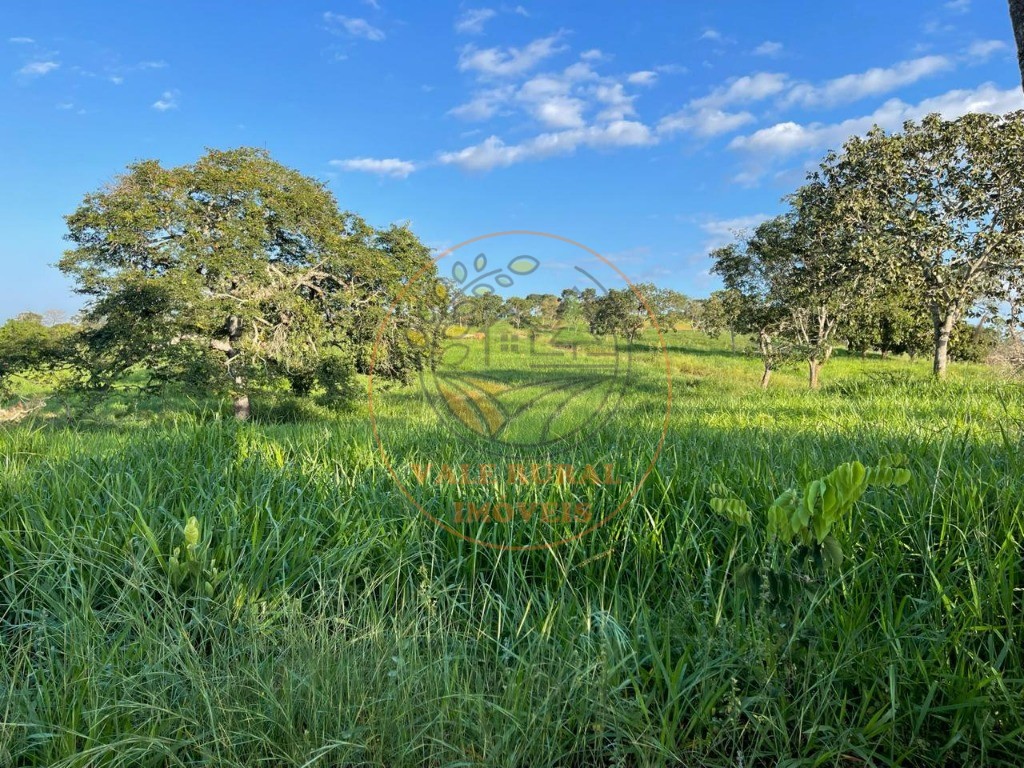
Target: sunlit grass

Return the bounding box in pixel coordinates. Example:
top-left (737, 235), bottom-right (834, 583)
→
top-left (1, 330), bottom-right (1022, 766)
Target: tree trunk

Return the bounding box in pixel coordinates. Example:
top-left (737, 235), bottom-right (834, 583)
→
top-left (933, 311), bottom-right (956, 379)
top-left (729, 328), bottom-right (736, 353)
top-left (233, 394), bottom-right (251, 421)
top-left (808, 359), bottom-right (821, 389)
top-left (760, 365), bottom-right (772, 389)
top-left (1011, 0), bottom-right (1024, 90)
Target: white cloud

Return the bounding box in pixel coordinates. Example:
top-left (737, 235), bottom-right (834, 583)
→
top-left (532, 95), bottom-right (586, 128)
top-left (8, 37), bottom-right (34, 44)
top-left (448, 86), bottom-right (515, 120)
top-left (945, 0), bottom-right (970, 12)
top-left (730, 82), bottom-right (1024, 157)
top-left (331, 157), bottom-right (418, 178)
top-left (783, 55), bottom-right (952, 107)
top-left (627, 70), bottom-right (658, 86)
top-left (659, 107), bottom-right (755, 137)
top-left (152, 90), bottom-right (179, 111)
top-left (455, 8), bottom-right (497, 35)
top-left (458, 34), bottom-right (565, 77)
top-left (753, 41), bottom-right (783, 57)
top-left (438, 120), bottom-right (656, 171)
top-left (579, 49), bottom-right (605, 62)
top-left (18, 60), bottom-right (58, 77)
top-left (692, 72), bottom-right (789, 108)
top-left (594, 82), bottom-right (636, 120)
top-left (449, 52), bottom-right (633, 129)
top-left (514, 70), bottom-right (588, 127)
top-left (110, 75), bottom-right (124, 85)
top-left (700, 29), bottom-right (722, 41)
top-left (701, 214), bottom-right (771, 248)
top-left (966, 40), bottom-right (1007, 61)
top-left (323, 13), bottom-right (386, 42)
top-left (659, 72), bottom-right (784, 137)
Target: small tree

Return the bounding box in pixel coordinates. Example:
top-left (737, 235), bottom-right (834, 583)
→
top-left (711, 222), bottom-right (796, 388)
top-left (695, 289), bottom-right (743, 352)
top-left (588, 288), bottom-right (646, 344)
top-left (784, 181), bottom-right (870, 388)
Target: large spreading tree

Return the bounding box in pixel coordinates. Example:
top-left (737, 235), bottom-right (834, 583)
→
top-left (61, 147), bottom-right (436, 419)
top-left (823, 112), bottom-right (1024, 378)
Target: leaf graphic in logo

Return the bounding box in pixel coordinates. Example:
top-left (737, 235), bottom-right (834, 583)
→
top-left (473, 284), bottom-right (494, 296)
top-left (496, 274), bottom-right (514, 287)
top-left (508, 255), bottom-right (539, 275)
top-left (452, 262), bottom-right (468, 283)
top-left (474, 253), bottom-right (487, 271)
top-left (436, 376), bottom-right (508, 437)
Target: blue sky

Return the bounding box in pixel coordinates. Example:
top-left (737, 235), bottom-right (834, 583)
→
top-left (1, 0), bottom-right (1021, 319)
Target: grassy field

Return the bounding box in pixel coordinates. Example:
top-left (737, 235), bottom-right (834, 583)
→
top-left (1, 329), bottom-right (1023, 766)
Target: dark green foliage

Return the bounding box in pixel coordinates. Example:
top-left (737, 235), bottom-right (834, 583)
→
top-left (950, 321), bottom-right (1001, 363)
top-left (712, 456), bottom-right (912, 594)
top-left (588, 288), bottom-right (646, 342)
top-left (0, 312), bottom-right (77, 396)
top-left (58, 147), bottom-right (437, 416)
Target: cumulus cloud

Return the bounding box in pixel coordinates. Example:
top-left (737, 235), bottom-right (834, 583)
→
top-left (692, 72), bottom-right (789, 109)
top-left (782, 55), bottom-right (952, 107)
top-left (659, 108), bottom-right (755, 137)
top-left (18, 60), bottom-right (58, 77)
top-left (532, 95), bottom-right (587, 128)
top-left (730, 82), bottom-right (1024, 156)
top-left (965, 40), bottom-right (1007, 61)
top-left (331, 157), bottom-right (418, 178)
top-left (455, 8), bottom-right (497, 34)
top-left (594, 82), bottom-right (636, 120)
top-left (699, 29), bottom-right (723, 42)
top-left (323, 13), bottom-right (386, 42)
top-left (450, 48), bottom-right (647, 134)
top-left (627, 70), bottom-right (658, 86)
top-left (753, 41), bottom-right (783, 57)
top-left (658, 72), bottom-right (784, 138)
top-left (448, 86), bottom-right (515, 120)
top-left (151, 90), bottom-right (180, 111)
top-left (458, 34), bottom-right (565, 77)
top-left (438, 120), bottom-right (656, 171)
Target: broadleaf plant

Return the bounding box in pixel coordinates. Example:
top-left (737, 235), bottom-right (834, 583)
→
top-left (711, 455), bottom-right (911, 578)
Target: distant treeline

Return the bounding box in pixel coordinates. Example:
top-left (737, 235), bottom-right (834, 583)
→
top-left (4, 112), bottom-right (1024, 414)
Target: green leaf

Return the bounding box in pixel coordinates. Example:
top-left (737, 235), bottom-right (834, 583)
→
top-left (822, 535), bottom-right (844, 568)
top-left (710, 497), bottom-right (751, 527)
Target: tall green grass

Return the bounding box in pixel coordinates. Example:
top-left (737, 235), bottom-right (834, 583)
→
top-left (1, 332), bottom-right (1022, 766)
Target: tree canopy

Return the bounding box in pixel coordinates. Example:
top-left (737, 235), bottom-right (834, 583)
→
top-left (60, 147), bottom-right (437, 418)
